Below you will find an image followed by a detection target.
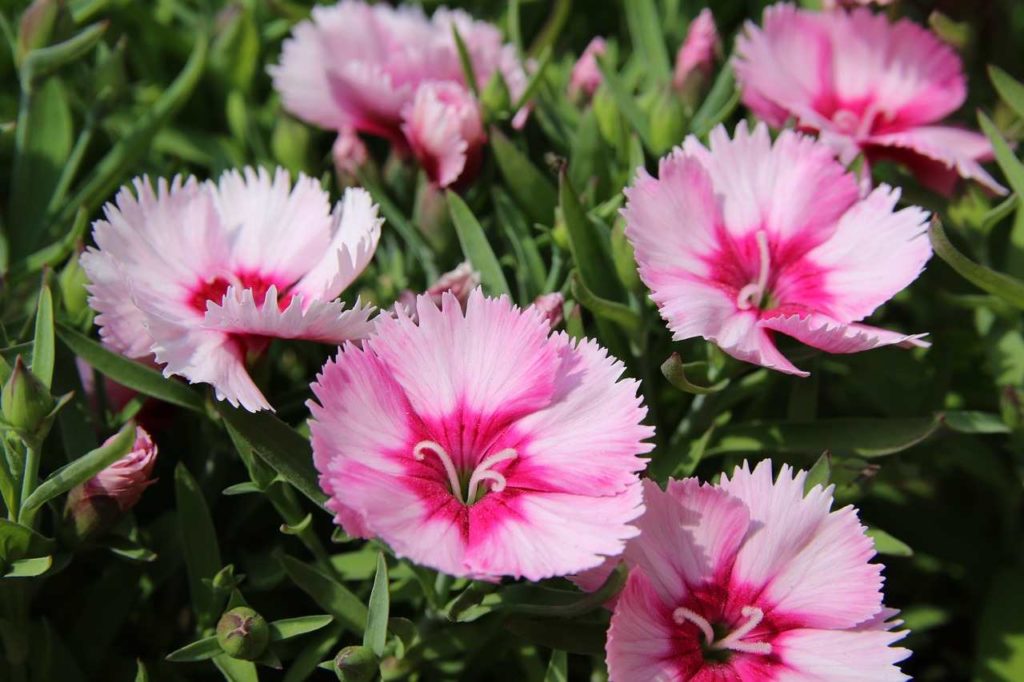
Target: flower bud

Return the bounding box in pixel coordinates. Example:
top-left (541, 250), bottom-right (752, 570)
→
top-left (65, 426), bottom-right (157, 540)
top-left (333, 127), bottom-right (369, 187)
top-left (592, 83), bottom-right (625, 148)
top-left (16, 0), bottom-right (57, 65)
top-left (333, 645), bottom-right (379, 682)
top-left (568, 37), bottom-right (607, 101)
top-left (2, 357), bottom-right (55, 440)
top-left (648, 87), bottom-right (686, 155)
top-left (672, 9), bottom-right (720, 102)
top-left (60, 249), bottom-right (92, 326)
top-left (396, 263), bottom-right (480, 321)
top-left (216, 607), bottom-right (269, 661)
top-left (531, 293), bottom-right (564, 330)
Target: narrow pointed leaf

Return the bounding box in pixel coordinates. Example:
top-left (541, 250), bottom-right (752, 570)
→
top-left (559, 174), bottom-right (623, 301)
top-left (279, 554), bottom-right (367, 633)
top-left (661, 354), bottom-right (729, 395)
top-left (570, 271), bottom-right (640, 334)
top-left (929, 221), bottom-right (1024, 309)
top-left (56, 324), bottom-right (205, 412)
top-left (544, 650), bottom-right (568, 682)
top-left (3, 555), bottom-right (52, 578)
top-left (867, 527), bottom-right (913, 557)
top-left (447, 192), bottom-right (510, 296)
top-left (175, 463), bottom-right (223, 630)
top-left (491, 129), bottom-right (557, 226)
top-left (363, 552), bottom-right (390, 656)
top-left (624, 0), bottom-right (670, 81)
top-left (990, 65), bottom-right (1024, 123)
top-left (268, 615), bottom-right (334, 642)
top-left (31, 285), bottom-right (54, 389)
top-left (165, 636), bottom-right (222, 663)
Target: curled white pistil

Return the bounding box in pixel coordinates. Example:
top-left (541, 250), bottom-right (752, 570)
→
top-left (413, 441), bottom-right (518, 505)
top-left (736, 230), bottom-right (771, 311)
top-left (673, 605), bottom-right (772, 657)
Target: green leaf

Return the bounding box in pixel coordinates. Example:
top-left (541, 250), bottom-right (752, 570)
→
top-left (490, 130), bottom-right (557, 226)
top-left (504, 617), bottom-right (606, 656)
top-left (511, 46), bottom-right (553, 113)
top-left (20, 21), bottom-right (107, 85)
top-left (166, 635), bottom-right (222, 663)
top-left (544, 650), bottom-right (568, 682)
top-left (134, 660), bottom-right (149, 682)
top-left (10, 76), bottom-right (71, 256)
top-left (597, 56), bottom-right (652, 151)
top-left (527, 0), bottom-right (570, 57)
top-left (929, 221), bottom-right (1024, 309)
top-left (279, 555), bottom-right (367, 634)
top-left (866, 527), bottom-right (913, 557)
top-left (104, 534), bottom-right (157, 563)
top-left (707, 416), bottom-right (943, 459)
top-left (942, 410), bottom-right (1011, 434)
top-left (447, 192), bottom-right (511, 296)
top-left (213, 655), bottom-right (259, 682)
top-left (979, 113), bottom-right (1024, 196)
top-left (3, 555), bottom-right (52, 577)
top-left (222, 481), bottom-right (266, 496)
top-left (363, 553), bottom-right (390, 656)
top-left (624, 0), bottom-right (670, 81)
top-left (559, 173), bottom-right (623, 302)
top-left (570, 271), bottom-right (641, 335)
top-left (660, 354), bottom-right (728, 395)
top-left (57, 324), bottom-right (205, 412)
top-left (216, 403), bottom-right (326, 507)
top-left (356, 171), bottom-right (438, 280)
top-left (31, 284), bottom-right (54, 389)
top-left (975, 566), bottom-right (1024, 681)
top-left (62, 30), bottom-right (208, 222)
top-left (691, 66), bottom-right (738, 136)
top-left (268, 615), bottom-right (334, 642)
top-left (804, 451), bottom-right (832, 493)
top-left (175, 463), bottom-right (223, 630)
top-left (0, 518), bottom-right (55, 563)
top-left (21, 421), bottom-right (136, 514)
top-left (990, 65), bottom-right (1024, 125)
top-left (450, 24), bottom-right (479, 97)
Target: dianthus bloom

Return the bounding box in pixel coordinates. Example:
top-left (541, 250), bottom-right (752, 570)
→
top-left (673, 9), bottom-right (719, 95)
top-left (82, 168), bottom-right (382, 412)
top-left (271, 1), bottom-right (528, 188)
top-left (309, 290), bottom-right (653, 580)
top-left (66, 427), bottom-right (158, 537)
top-left (735, 3), bottom-right (1003, 195)
top-left (569, 37), bottom-right (607, 100)
top-left (822, 0), bottom-right (891, 8)
top-left (623, 123), bottom-right (930, 376)
top-left (605, 461), bottom-right (909, 681)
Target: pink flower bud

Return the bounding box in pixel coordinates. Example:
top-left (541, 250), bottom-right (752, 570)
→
top-left (66, 427), bottom-right (158, 539)
top-left (396, 263), bottom-right (481, 322)
top-left (332, 127), bottom-right (369, 179)
top-left (569, 37), bottom-right (607, 100)
top-left (673, 9), bottom-right (719, 95)
top-left (531, 293), bottom-right (565, 330)
top-left (821, 0), bottom-right (891, 8)
top-left (401, 82), bottom-right (486, 188)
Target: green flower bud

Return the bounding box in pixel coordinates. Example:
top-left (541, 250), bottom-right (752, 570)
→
top-left (16, 0), bottom-right (58, 65)
top-left (216, 607), bottom-right (269, 661)
top-left (2, 357), bottom-right (55, 440)
top-left (592, 84), bottom-right (624, 149)
top-left (648, 87), bottom-right (686, 156)
top-left (610, 219), bottom-right (642, 293)
top-left (59, 250), bottom-right (92, 326)
top-left (333, 645), bottom-right (379, 682)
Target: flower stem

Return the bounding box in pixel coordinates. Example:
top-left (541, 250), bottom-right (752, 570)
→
top-left (17, 444), bottom-right (40, 526)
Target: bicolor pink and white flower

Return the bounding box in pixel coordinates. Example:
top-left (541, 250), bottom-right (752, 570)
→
top-left (82, 167), bottom-right (382, 412)
top-left (623, 123), bottom-right (931, 376)
top-left (310, 290), bottom-right (653, 580)
top-left (604, 461), bottom-right (909, 681)
top-left (271, 1), bottom-right (528, 188)
top-left (735, 3), bottom-right (1003, 195)
top-left (69, 427), bottom-right (158, 514)
top-left (569, 37), bottom-right (607, 100)
top-left (673, 9), bottom-right (719, 94)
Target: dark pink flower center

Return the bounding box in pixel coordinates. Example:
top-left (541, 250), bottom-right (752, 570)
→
top-left (188, 271), bottom-right (293, 314)
top-left (674, 604), bottom-right (773, 662)
top-left (413, 439), bottom-right (518, 505)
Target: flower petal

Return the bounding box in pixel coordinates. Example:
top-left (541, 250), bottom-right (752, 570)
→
top-left (759, 312), bottom-right (928, 354)
top-left (772, 628), bottom-right (910, 681)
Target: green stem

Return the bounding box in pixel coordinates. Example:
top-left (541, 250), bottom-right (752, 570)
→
top-left (18, 444), bottom-right (40, 526)
top-left (265, 484), bottom-right (334, 575)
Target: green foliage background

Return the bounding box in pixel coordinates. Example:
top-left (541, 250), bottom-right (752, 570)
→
top-left (1, 0), bottom-right (1024, 680)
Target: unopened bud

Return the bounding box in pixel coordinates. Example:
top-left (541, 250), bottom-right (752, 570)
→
top-left (648, 87), bottom-right (686, 155)
top-left (65, 427), bottom-right (157, 540)
top-left (2, 357), bottom-right (55, 439)
top-left (60, 250), bottom-right (91, 326)
top-left (334, 645), bottom-right (379, 682)
top-left (216, 607), bottom-right (269, 661)
top-left (568, 37), bottom-right (607, 101)
top-left (531, 293), bottom-right (565, 330)
top-left (333, 127), bottom-right (369, 187)
top-left (672, 9), bottom-right (720, 101)
top-left (16, 0), bottom-right (57, 64)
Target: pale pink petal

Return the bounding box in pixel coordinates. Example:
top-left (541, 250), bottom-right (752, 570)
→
top-left (369, 290), bottom-right (559, 424)
top-left (464, 482), bottom-right (645, 581)
top-left (773, 629), bottom-right (910, 681)
top-left (720, 461), bottom-right (885, 630)
top-left (803, 184), bottom-right (931, 322)
top-left (401, 81), bottom-right (486, 187)
top-left (212, 167), bottom-right (334, 283)
top-left (623, 479), bottom-right (751, 605)
top-left (867, 126), bottom-right (1007, 195)
top-left (291, 187), bottom-right (383, 302)
top-left (332, 127), bottom-right (369, 177)
top-left (759, 313), bottom-right (929, 354)
top-left (569, 37), bottom-right (606, 98)
top-left (509, 334), bottom-right (652, 497)
top-left (202, 286), bottom-right (376, 344)
top-left (606, 569), bottom-right (690, 682)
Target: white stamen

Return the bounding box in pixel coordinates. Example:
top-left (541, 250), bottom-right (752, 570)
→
top-left (673, 607), bottom-right (715, 645)
top-left (414, 440), bottom-right (464, 504)
top-left (465, 448), bottom-right (518, 501)
top-left (736, 230), bottom-right (771, 310)
top-left (413, 442), bottom-right (518, 505)
top-left (673, 605), bottom-right (772, 657)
